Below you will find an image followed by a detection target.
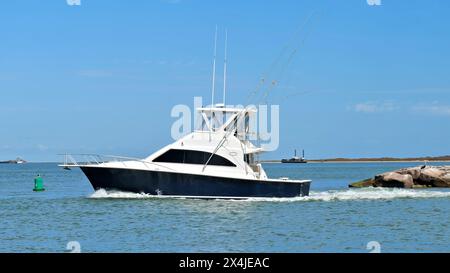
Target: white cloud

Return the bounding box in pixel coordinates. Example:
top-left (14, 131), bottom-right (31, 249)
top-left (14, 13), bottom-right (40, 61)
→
top-left (352, 101), bottom-right (398, 113)
top-left (412, 104), bottom-right (450, 116)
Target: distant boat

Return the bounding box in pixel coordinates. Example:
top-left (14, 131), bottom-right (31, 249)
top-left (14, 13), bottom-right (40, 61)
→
top-left (282, 150), bottom-right (307, 164)
top-left (0, 158), bottom-right (27, 164)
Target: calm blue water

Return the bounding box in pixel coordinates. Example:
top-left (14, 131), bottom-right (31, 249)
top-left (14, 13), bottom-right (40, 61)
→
top-left (0, 162), bottom-right (449, 253)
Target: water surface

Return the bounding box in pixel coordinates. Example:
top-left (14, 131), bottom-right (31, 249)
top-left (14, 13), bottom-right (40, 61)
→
top-left (0, 162), bottom-right (449, 252)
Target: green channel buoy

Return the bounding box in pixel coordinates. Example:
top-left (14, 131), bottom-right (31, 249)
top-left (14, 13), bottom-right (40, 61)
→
top-left (33, 174), bottom-right (45, 192)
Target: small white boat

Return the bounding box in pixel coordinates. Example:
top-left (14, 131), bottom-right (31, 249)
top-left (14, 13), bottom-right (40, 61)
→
top-left (16, 159), bottom-right (25, 164)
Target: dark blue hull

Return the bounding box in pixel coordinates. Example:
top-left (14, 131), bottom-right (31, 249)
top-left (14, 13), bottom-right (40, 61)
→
top-left (80, 167), bottom-right (310, 199)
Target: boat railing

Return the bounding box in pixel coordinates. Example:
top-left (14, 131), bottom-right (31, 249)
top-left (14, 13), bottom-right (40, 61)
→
top-left (59, 153), bottom-right (176, 171)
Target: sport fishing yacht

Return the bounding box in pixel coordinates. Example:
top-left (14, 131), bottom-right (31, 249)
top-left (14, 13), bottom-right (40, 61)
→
top-left (61, 106), bottom-right (311, 199)
top-left (60, 29), bottom-right (311, 199)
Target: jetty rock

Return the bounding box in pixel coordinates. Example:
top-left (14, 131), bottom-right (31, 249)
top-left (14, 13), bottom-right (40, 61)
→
top-left (349, 165), bottom-right (450, 188)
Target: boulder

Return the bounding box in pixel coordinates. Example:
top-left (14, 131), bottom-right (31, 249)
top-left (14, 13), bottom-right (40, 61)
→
top-left (417, 167), bottom-right (447, 186)
top-left (397, 167), bottom-right (422, 180)
top-left (374, 172), bottom-right (414, 188)
top-left (348, 178), bottom-right (375, 188)
top-left (442, 174), bottom-right (450, 187)
top-left (349, 165), bottom-right (450, 188)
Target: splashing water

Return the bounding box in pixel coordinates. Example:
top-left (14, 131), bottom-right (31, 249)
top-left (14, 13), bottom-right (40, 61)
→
top-left (89, 189), bottom-right (153, 199)
top-left (288, 188), bottom-right (450, 202)
top-left (89, 187), bottom-right (450, 202)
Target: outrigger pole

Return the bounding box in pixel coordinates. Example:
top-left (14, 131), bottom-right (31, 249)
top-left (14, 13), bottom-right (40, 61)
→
top-left (222, 29), bottom-right (228, 105)
top-left (210, 25), bottom-right (218, 136)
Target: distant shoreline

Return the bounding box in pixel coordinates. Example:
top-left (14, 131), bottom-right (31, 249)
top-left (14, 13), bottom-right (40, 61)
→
top-left (263, 160), bottom-right (450, 164)
top-left (262, 156), bottom-right (450, 164)
top-left (6, 156), bottom-right (450, 164)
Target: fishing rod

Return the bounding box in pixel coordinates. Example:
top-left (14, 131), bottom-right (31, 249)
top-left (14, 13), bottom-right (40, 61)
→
top-left (245, 11), bottom-right (318, 107)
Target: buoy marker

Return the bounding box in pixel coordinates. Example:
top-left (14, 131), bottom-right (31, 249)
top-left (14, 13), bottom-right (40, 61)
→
top-left (33, 174), bottom-right (45, 192)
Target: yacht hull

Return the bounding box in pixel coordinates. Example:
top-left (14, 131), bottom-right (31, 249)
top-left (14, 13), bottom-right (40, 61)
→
top-left (81, 166), bottom-right (310, 199)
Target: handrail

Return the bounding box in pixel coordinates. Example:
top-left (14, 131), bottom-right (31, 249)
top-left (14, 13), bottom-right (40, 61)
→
top-left (59, 153), bottom-right (176, 172)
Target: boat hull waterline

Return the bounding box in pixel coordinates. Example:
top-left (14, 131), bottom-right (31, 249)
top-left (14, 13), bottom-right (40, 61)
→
top-left (81, 167), bottom-right (311, 199)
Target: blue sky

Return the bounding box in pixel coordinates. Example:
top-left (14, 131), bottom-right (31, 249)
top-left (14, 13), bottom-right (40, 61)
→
top-left (1, 0), bottom-right (449, 162)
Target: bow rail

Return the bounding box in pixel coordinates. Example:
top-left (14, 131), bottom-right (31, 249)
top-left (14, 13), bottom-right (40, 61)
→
top-left (58, 153), bottom-right (175, 171)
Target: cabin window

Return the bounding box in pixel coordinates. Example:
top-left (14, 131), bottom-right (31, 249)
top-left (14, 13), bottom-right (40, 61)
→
top-left (153, 149), bottom-right (236, 167)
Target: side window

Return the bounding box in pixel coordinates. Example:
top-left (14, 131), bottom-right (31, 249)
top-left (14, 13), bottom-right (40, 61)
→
top-left (153, 149), bottom-right (184, 163)
top-left (153, 149), bottom-right (236, 167)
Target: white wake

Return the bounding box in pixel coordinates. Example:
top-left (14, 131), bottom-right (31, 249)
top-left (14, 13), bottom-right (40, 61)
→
top-left (88, 188), bottom-right (450, 202)
top-left (89, 189), bottom-right (153, 199)
top-left (245, 188), bottom-right (450, 202)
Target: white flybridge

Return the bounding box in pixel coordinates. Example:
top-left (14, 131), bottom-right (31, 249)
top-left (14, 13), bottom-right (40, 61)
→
top-left (60, 29), bottom-right (311, 199)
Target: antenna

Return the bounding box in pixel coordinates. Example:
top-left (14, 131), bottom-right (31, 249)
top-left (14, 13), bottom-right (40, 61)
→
top-left (222, 29), bottom-right (228, 105)
top-left (211, 25), bottom-right (218, 109)
top-left (209, 25), bottom-right (218, 135)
